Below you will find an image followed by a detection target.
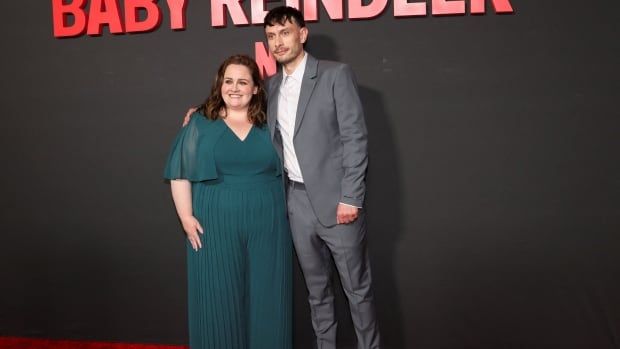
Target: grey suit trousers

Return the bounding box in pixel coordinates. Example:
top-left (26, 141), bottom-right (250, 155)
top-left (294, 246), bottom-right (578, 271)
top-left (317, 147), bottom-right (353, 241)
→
top-left (287, 181), bottom-right (380, 349)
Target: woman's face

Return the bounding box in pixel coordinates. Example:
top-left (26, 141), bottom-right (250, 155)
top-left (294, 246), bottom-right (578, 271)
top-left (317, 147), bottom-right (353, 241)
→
top-left (221, 64), bottom-right (257, 112)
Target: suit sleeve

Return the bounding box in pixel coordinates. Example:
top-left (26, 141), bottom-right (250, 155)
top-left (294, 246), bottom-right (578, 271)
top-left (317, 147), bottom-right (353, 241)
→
top-left (333, 64), bottom-right (368, 207)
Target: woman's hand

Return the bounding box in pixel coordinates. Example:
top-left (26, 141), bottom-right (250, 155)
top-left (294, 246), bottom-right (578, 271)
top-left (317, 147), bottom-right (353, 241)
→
top-left (180, 215), bottom-right (204, 251)
top-left (170, 180), bottom-right (202, 250)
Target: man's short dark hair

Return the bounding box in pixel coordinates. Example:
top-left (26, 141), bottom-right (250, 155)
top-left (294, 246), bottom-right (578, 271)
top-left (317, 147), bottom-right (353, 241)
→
top-left (263, 6), bottom-right (306, 28)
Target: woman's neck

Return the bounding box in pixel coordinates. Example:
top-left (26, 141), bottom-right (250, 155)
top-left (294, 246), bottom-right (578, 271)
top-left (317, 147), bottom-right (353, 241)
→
top-left (223, 108), bottom-right (250, 123)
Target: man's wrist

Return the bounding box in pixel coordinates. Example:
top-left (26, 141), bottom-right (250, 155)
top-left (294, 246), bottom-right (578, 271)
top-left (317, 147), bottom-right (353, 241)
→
top-left (339, 202), bottom-right (361, 209)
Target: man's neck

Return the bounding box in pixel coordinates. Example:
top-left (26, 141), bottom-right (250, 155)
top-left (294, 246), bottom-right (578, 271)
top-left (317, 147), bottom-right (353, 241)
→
top-left (283, 51), bottom-right (305, 76)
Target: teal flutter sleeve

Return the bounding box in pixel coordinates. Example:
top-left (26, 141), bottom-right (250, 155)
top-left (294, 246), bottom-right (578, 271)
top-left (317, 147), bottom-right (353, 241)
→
top-left (163, 113), bottom-right (218, 182)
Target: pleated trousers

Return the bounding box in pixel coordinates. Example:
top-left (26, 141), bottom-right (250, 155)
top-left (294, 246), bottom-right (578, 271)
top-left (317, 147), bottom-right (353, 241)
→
top-left (187, 177), bottom-right (292, 349)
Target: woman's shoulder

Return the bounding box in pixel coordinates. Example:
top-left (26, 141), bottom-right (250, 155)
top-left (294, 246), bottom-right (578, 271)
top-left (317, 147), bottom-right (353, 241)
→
top-left (253, 122), bottom-right (269, 133)
top-left (188, 112), bottom-right (209, 126)
top-left (188, 112), bottom-right (223, 132)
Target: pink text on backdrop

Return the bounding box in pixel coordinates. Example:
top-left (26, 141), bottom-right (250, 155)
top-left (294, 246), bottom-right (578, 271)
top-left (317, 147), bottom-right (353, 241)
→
top-left (213, 0), bottom-right (514, 26)
top-left (52, 0), bottom-right (513, 37)
top-left (52, 0), bottom-right (187, 37)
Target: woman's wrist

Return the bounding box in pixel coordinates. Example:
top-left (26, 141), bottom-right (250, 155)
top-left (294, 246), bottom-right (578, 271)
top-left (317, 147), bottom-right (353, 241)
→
top-left (179, 214), bottom-right (194, 221)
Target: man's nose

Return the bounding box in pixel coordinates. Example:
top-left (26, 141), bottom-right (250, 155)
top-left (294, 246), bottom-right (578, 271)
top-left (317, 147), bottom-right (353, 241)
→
top-left (275, 35), bottom-right (283, 46)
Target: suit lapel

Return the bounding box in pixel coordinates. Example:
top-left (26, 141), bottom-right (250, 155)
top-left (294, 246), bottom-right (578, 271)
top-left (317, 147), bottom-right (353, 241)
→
top-left (267, 71), bottom-right (283, 140)
top-left (294, 54), bottom-right (318, 137)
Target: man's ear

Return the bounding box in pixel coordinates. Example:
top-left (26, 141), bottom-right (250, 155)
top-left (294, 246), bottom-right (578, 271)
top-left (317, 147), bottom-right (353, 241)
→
top-left (299, 27), bottom-right (309, 44)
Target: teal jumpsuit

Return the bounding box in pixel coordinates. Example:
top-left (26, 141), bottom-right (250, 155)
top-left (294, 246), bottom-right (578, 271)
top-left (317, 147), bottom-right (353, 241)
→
top-left (164, 114), bottom-right (292, 349)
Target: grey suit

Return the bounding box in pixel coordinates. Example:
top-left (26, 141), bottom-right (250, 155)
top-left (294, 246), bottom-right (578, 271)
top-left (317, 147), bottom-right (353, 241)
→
top-left (267, 54), bottom-right (380, 349)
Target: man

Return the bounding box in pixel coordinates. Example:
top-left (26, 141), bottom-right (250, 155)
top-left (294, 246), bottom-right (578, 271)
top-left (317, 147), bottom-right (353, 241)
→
top-left (264, 7), bottom-right (379, 349)
top-left (186, 6), bottom-right (380, 348)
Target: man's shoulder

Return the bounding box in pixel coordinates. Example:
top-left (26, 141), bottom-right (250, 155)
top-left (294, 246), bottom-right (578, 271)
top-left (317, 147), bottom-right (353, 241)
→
top-left (315, 59), bottom-right (351, 77)
top-left (317, 59), bottom-right (347, 69)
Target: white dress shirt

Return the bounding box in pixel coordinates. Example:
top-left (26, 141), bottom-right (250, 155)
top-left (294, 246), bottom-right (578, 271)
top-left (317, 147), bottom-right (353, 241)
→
top-left (277, 53), bottom-right (359, 209)
top-left (277, 52), bottom-right (307, 183)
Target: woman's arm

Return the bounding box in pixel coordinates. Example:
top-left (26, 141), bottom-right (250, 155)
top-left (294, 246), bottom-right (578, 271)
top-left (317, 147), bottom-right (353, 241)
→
top-left (171, 179), bottom-right (204, 251)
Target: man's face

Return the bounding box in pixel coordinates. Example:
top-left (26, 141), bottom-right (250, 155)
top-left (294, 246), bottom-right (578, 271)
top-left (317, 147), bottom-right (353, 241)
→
top-left (265, 19), bottom-right (308, 66)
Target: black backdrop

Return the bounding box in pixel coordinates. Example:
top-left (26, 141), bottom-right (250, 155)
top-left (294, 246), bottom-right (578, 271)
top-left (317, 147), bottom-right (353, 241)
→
top-left (1, 1), bottom-right (619, 348)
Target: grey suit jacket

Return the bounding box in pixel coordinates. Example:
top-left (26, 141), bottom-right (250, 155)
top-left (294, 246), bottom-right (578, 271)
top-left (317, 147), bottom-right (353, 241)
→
top-left (266, 53), bottom-right (368, 227)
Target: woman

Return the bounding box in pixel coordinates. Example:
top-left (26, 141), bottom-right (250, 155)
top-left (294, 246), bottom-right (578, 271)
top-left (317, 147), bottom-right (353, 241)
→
top-left (164, 55), bottom-right (292, 349)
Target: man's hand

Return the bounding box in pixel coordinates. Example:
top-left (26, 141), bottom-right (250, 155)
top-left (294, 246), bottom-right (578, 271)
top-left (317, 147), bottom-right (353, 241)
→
top-left (182, 107), bottom-right (198, 126)
top-left (336, 203), bottom-right (359, 224)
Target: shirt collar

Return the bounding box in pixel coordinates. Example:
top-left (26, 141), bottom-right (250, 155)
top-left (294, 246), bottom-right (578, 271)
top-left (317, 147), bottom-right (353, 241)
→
top-left (282, 51), bottom-right (308, 84)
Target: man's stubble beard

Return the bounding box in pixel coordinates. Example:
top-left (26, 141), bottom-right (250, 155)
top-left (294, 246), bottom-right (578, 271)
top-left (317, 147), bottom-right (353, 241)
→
top-left (275, 55), bottom-right (294, 66)
top-left (274, 47), bottom-right (303, 67)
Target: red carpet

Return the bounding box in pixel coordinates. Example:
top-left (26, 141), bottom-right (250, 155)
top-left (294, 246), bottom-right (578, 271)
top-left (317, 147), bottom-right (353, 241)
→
top-left (0, 337), bottom-right (186, 349)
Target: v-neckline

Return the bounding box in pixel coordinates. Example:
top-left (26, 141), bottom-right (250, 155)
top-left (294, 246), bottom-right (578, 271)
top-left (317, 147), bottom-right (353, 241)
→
top-left (222, 120), bottom-right (254, 142)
